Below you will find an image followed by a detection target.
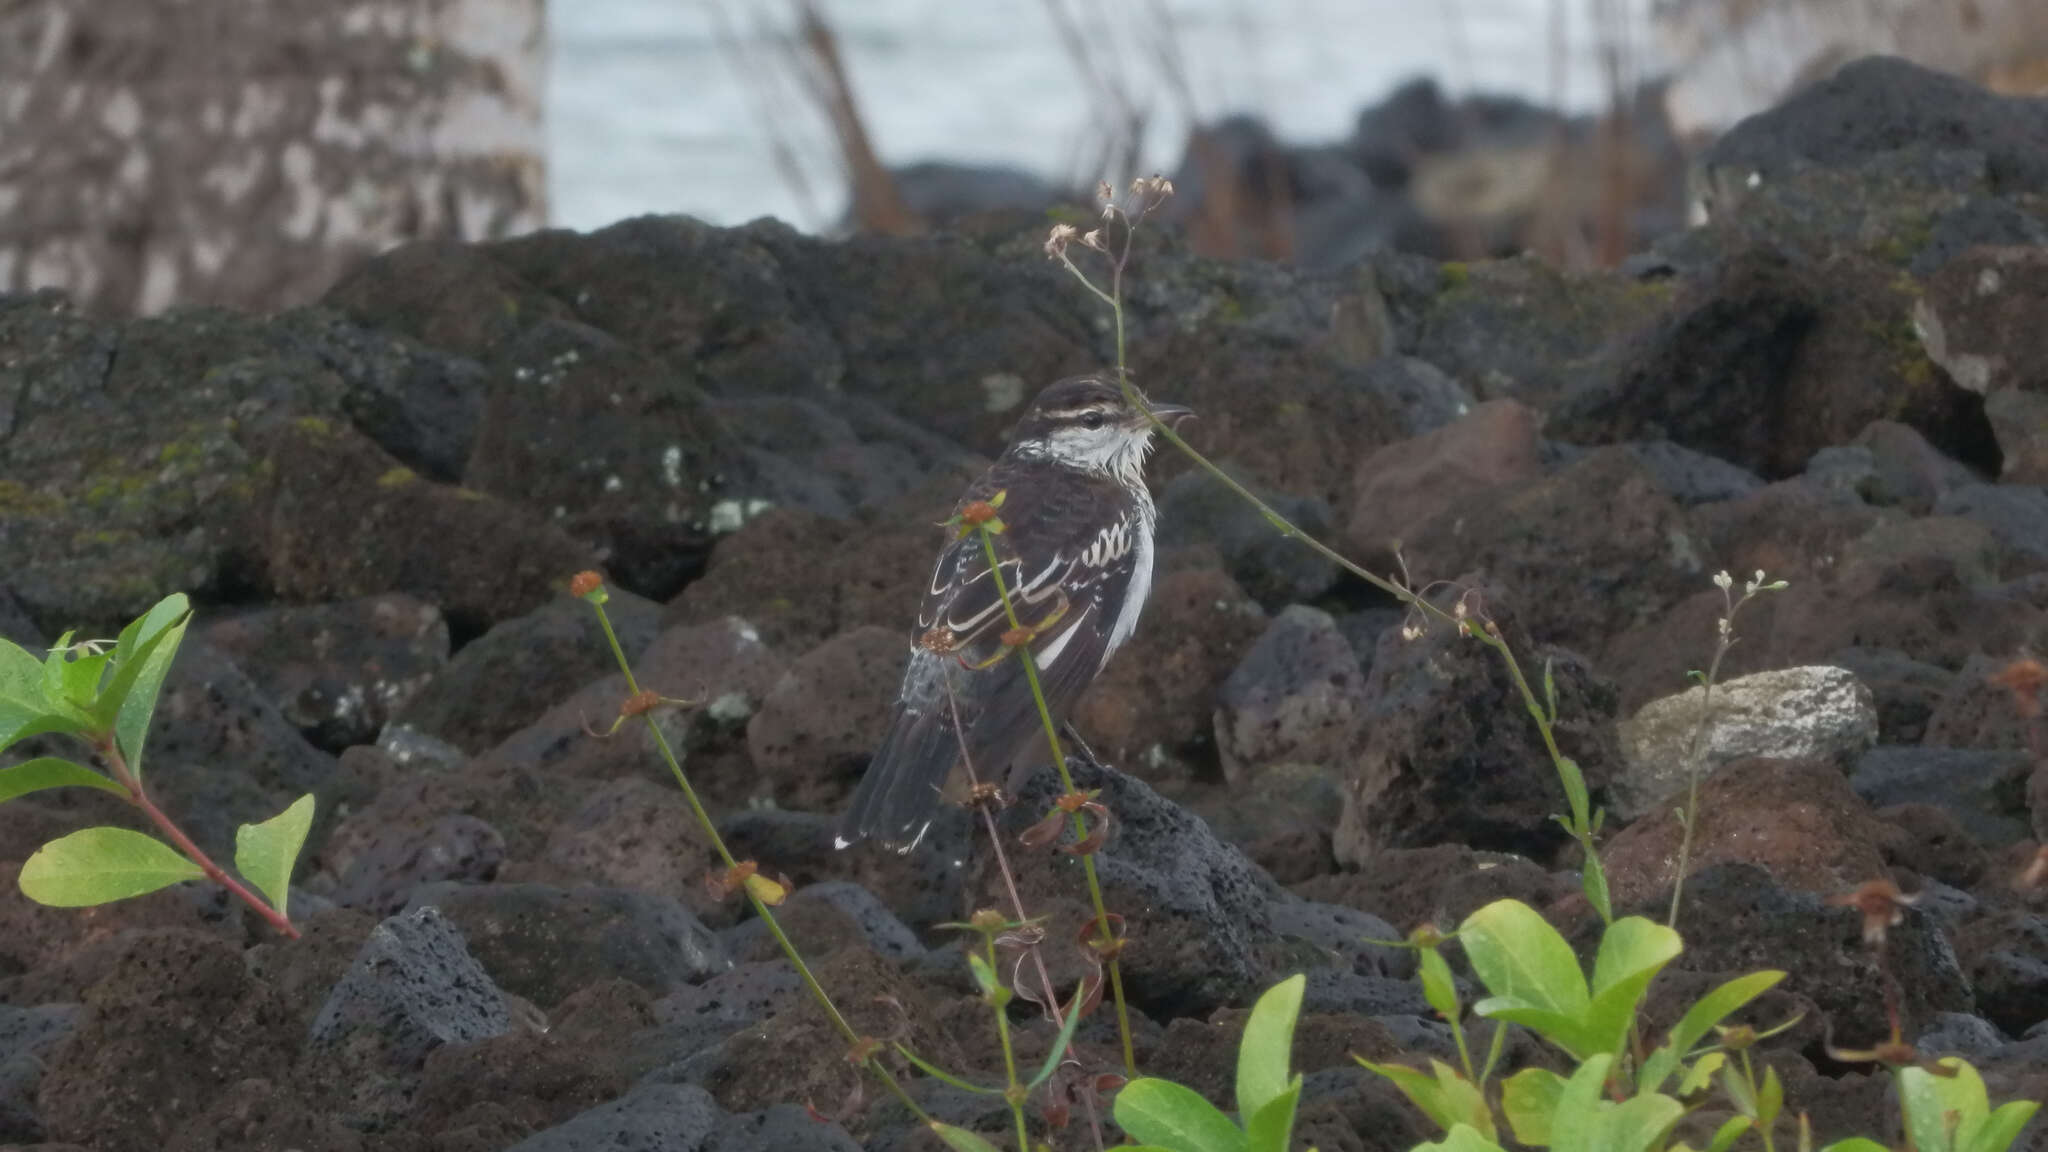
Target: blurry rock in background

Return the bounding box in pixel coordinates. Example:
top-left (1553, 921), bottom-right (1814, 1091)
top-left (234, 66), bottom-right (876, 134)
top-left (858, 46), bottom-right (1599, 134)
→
top-left (1162, 80), bottom-right (1690, 269)
top-left (1656, 0), bottom-right (2048, 138)
top-left (0, 0), bottom-right (544, 317)
top-left (804, 1), bottom-right (2048, 273)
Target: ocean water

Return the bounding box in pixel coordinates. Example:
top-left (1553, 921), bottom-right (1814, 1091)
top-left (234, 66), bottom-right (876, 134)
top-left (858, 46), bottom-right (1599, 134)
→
top-left (548, 0), bottom-right (1662, 233)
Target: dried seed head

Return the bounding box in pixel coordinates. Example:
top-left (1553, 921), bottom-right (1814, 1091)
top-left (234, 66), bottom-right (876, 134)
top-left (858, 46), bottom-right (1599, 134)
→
top-left (2015, 844), bottom-right (2047, 891)
top-left (969, 907), bottom-right (1009, 933)
top-left (1095, 180), bottom-right (1113, 203)
top-left (1081, 228), bottom-right (1106, 251)
top-left (1044, 222), bottom-right (1079, 258)
top-left (569, 570), bottom-right (605, 599)
top-left (1989, 656), bottom-right (2045, 719)
top-left (1829, 879), bottom-right (1917, 946)
top-left (1018, 807), bottom-right (1067, 850)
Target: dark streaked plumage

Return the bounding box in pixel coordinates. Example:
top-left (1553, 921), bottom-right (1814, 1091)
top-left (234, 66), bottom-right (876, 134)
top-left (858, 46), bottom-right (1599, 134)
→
top-left (835, 376), bottom-right (1190, 851)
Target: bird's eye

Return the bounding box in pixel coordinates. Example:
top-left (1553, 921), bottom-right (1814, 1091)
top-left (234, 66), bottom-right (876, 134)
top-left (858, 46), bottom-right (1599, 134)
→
top-left (1080, 412), bottom-right (1106, 430)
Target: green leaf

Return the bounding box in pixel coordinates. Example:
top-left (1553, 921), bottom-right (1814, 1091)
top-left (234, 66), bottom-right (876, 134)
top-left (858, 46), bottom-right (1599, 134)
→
top-left (1900, 1067), bottom-right (1957, 1152)
top-left (1460, 901), bottom-right (1589, 1027)
top-left (1467, 1003), bottom-right (1593, 1056)
top-left (18, 827), bottom-right (203, 906)
top-left (1237, 973), bottom-right (1305, 1121)
top-left (1962, 1103), bottom-right (2040, 1152)
top-left (0, 640), bottom-right (85, 752)
top-left (42, 632), bottom-right (111, 712)
top-left (98, 594), bottom-right (189, 714)
top-left (1242, 1079), bottom-right (1300, 1152)
top-left (1516, 1053), bottom-right (1684, 1152)
top-left (1501, 1067), bottom-right (1565, 1145)
top-left (233, 794), bottom-right (315, 919)
top-left (1555, 755), bottom-right (1591, 829)
top-left (1706, 1116), bottom-right (1754, 1152)
top-left (1913, 1058), bottom-right (2039, 1152)
top-left (1419, 946), bottom-right (1461, 1024)
top-left (1545, 1055), bottom-right (1614, 1152)
top-left (1929, 1056), bottom-right (1991, 1125)
top-left (0, 757), bottom-right (127, 803)
top-left (927, 1122), bottom-right (1004, 1152)
top-left (1593, 1093), bottom-right (1686, 1152)
top-left (1357, 1059), bottom-right (1494, 1139)
top-left (106, 598), bottom-right (191, 783)
top-left (1720, 1061), bottom-right (1758, 1119)
top-left (1638, 970), bottom-right (1785, 1093)
top-left (1581, 850), bottom-right (1613, 925)
top-left (1758, 1064), bottom-right (1784, 1129)
top-left (1024, 981), bottom-right (1089, 1089)
top-left (1416, 1124), bottom-right (1511, 1152)
top-left (895, 1045), bottom-right (999, 1095)
top-left (1113, 1079), bottom-right (1247, 1152)
top-left (1677, 1052), bottom-right (1727, 1097)
top-left (1816, 1142), bottom-right (1892, 1152)
top-left (967, 950), bottom-right (1001, 998)
top-left (1581, 917), bottom-right (1683, 1058)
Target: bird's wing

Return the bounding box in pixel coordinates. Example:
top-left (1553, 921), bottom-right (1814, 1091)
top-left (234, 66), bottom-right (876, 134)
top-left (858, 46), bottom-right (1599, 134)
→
top-left (918, 502), bottom-right (1145, 786)
top-left (840, 476), bottom-right (1146, 851)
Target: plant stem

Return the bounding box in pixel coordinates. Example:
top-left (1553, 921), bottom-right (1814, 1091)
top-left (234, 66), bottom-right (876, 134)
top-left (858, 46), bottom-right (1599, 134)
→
top-left (95, 738), bottom-right (298, 939)
top-left (1062, 257), bottom-right (1615, 921)
top-left (1449, 1012), bottom-right (1477, 1084)
top-left (987, 935), bottom-right (1030, 1152)
top-left (1666, 587), bottom-right (1745, 927)
top-left (953, 667), bottom-right (1107, 1151)
top-left (587, 597), bottom-right (932, 1124)
top-left (975, 526), bottom-right (1138, 1077)
top-left (1741, 1050), bottom-right (1776, 1152)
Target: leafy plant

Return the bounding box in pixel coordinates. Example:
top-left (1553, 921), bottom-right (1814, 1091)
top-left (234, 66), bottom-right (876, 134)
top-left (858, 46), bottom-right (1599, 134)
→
top-left (1, 594), bottom-right (312, 937)
top-left (1097, 972), bottom-right (1306, 1152)
top-left (1345, 898), bottom-right (2041, 1152)
top-left (1361, 897), bottom-right (1786, 1150)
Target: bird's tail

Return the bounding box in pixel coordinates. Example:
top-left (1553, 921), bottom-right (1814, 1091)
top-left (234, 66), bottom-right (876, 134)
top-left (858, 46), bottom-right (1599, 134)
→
top-left (835, 651), bottom-right (959, 852)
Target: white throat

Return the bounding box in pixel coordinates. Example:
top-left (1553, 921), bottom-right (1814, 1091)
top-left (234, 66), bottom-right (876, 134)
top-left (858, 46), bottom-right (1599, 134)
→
top-left (1026, 427), bottom-right (1158, 486)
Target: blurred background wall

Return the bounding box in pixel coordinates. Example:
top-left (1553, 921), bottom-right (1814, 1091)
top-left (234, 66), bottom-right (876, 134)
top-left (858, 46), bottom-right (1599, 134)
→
top-left (0, 0), bottom-right (543, 316)
top-left (3, 0), bottom-right (2043, 316)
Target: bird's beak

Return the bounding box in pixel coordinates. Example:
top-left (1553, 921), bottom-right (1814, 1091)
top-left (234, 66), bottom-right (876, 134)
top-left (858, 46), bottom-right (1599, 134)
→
top-left (1137, 402), bottom-right (1194, 429)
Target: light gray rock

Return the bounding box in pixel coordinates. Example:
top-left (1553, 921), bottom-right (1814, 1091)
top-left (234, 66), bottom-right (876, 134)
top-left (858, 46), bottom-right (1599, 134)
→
top-left (1214, 605), bottom-right (1368, 783)
top-left (1614, 665), bottom-right (1878, 820)
top-left (306, 906), bottom-right (512, 1129)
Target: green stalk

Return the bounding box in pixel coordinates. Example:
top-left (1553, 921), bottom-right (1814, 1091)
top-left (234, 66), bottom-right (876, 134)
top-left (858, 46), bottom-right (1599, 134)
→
top-left (1060, 242), bottom-right (1615, 924)
top-left (974, 525), bottom-right (1139, 1076)
top-left (986, 934), bottom-right (1030, 1152)
top-left (585, 593), bottom-right (932, 1123)
top-left (1667, 582), bottom-right (1762, 927)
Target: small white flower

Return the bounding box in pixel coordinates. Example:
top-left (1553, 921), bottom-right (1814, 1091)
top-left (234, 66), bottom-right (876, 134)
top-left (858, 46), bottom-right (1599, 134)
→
top-left (1712, 570), bottom-right (1734, 590)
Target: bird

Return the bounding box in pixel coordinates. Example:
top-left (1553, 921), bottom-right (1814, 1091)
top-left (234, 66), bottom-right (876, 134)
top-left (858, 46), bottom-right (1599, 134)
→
top-left (834, 375), bottom-right (1193, 852)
